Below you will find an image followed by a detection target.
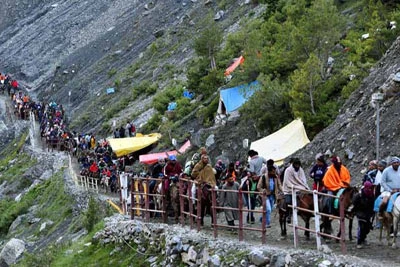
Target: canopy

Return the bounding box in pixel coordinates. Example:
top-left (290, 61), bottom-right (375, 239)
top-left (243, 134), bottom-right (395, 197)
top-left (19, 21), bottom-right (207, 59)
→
top-left (139, 140), bottom-right (192, 165)
top-left (217, 81), bottom-right (260, 114)
top-left (250, 119), bottom-right (310, 165)
top-left (224, 56), bottom-right (245, 76)
top-left (108, 133), bottom-right (162, 157)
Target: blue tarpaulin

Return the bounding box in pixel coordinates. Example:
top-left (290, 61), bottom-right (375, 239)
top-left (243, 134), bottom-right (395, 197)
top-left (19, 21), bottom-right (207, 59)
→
top-left (219, 81), bottom-right (260, 113)
top-left (168, 102), bottom-right (177, 111)
top-left (106, 88), bottom-right (115, 94)
top-left (183, 90), bottom-right (194, 99)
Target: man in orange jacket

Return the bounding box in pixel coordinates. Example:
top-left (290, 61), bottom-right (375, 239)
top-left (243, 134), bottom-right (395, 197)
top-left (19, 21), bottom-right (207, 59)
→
top-left (323, 156), bottom-right (351, 214)
top-left (324, 156), bottom-right (351, 192)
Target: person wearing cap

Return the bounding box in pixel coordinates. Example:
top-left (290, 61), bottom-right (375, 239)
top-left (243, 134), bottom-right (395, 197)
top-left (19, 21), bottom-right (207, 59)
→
top-left (362, 160), bottom-right (378, 185)
top-left (309, 154), bottom-right (328, 192)
top-left (352, 181), bottom-right (375, 249)
top-left (214, 159), bottom-right (226, 185)
top-left (378, 156), bottom-right (400, 217)
top-left (163, 155), bottom-right (182, 179)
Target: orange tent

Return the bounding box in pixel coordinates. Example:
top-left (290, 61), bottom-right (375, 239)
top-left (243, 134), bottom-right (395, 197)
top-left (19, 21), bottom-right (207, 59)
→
top-left (224, 56), bottom-right (245, 76)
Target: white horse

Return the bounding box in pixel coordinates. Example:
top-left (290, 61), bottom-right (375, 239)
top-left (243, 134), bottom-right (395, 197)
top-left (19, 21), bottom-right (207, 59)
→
top-left (391, 196), bottom-right (400, 248)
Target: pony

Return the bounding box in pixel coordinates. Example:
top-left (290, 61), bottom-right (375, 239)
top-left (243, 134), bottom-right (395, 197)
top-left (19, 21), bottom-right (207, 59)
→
top-left (320, 187), bottom-right (358, 241)
top-left (200, 183), bottom-right (214, 226)
top-left (379, 195), bottom-right (400, 248)
top-left (278, 192), bottom-right (314, 240)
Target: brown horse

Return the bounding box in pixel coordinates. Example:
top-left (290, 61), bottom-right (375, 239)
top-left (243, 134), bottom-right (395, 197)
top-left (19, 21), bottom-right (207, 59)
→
top-left (278, 192), bottom-right (314, 240)
top-left (320, 187), bottom-right (357, 241)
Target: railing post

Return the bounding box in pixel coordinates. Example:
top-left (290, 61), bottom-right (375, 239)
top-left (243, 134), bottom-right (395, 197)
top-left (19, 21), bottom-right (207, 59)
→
top-left (130, 175), bottom-right (134, 219)
top-left (196, 185), bottom-right (202, 231)
top-left (179, 177), bottom-right (185, 225)
top-left (313, 190), bottom-right (322, 251)
top-left (339, 195), bottom-right (347, 254)
top-left (261, 191), bottom-right (267, 244)
top-left (238, 189), bottom-right (243, 242)
top-left (162, 178), bottom-right (167, 223)
top-left (145, 176), bottom-right (150, 222)
top-left (292, 188), bottom-right (298, 248)
top-left (188, 181), bottom-right (194, 229)
top-left (211, 187), bottom-right (218, 239)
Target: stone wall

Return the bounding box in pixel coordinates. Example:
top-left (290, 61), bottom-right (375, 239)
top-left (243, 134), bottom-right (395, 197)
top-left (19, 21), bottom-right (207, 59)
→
top-left (92, 214), bottom-right (373, 267)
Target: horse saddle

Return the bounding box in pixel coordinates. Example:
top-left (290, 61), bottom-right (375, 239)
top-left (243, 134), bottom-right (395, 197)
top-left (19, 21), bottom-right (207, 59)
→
top-left (375, 192), bottom-right (400, 213)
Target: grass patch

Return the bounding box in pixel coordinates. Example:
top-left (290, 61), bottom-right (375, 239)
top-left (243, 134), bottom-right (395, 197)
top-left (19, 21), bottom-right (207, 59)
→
top-left (17, 220), bottom-right (149, 267)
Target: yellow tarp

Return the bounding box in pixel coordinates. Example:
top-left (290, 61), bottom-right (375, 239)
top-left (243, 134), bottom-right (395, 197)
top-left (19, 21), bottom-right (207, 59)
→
top-left (250, 119), bottom-right (310, 166)
top-left (108, 133), bottom-right (162, 157)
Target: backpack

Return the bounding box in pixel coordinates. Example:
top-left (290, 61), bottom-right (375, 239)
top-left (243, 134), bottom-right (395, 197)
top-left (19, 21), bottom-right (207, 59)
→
top-left (130, 124), bottom-right (136, 133)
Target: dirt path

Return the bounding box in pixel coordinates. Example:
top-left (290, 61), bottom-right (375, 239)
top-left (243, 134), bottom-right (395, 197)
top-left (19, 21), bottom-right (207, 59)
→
top-left (195, 211), bottom-right (400, 266)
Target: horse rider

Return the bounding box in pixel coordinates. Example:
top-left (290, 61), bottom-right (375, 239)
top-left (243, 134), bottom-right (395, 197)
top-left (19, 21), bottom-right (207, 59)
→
top-left (374, 160), bottom-right (387, 198)
top-left (378, 156), bottom-right (400, 218)
top-left (309, 153), bottom-right (328, 192)
top-left (363, 160), bottom-right (378, 185)
top-left (282, 158), bottom-right (309, 223)
top-left (191, 154), bottom-right (217, 225)
top-left (322, 155), bottom-right (351, 213)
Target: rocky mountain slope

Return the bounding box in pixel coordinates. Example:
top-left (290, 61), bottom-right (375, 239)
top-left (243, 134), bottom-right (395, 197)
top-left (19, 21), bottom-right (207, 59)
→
top-left (0, 0), bottom-right (255, 131)
top-left (294, 36), bottom-right (400, 180)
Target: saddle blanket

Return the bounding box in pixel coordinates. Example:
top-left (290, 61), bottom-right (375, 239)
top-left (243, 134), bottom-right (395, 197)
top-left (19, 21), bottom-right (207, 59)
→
top-left (333, 188), bottom-right (345, 209)
top-left (374, 192), bottom-right (400, 212)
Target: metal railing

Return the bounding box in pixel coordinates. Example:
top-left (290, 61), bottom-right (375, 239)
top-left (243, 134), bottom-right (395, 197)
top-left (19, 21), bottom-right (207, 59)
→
top-left (290, 188), bottom-right (346, 254)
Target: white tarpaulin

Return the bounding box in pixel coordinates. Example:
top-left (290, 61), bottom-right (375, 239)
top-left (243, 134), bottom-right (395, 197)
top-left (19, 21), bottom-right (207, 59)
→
top-left (250, 119), bottom-right (310, 165)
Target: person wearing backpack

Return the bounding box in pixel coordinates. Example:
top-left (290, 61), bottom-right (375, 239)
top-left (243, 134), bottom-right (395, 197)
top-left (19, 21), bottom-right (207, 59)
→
top-left (257, 165), bottom-right (283, 227)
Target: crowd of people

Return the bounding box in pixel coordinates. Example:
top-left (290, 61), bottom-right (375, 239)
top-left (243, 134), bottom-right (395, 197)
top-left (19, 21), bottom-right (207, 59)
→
top-left (7, 80), bottom-right (400, 249)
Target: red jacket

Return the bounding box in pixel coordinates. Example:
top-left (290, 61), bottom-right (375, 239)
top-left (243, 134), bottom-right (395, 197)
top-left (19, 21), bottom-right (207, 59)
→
top-left (163, 162), bottom-right (182, 177)
top-left (11, 80), bottom-right (18, 88)
top-left (89, 163), bottom-right (99, 173)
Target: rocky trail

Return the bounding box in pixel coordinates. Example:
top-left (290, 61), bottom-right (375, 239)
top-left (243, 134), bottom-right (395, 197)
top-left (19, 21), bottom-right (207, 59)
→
top-left (1, 93), bottom-right (399, 266)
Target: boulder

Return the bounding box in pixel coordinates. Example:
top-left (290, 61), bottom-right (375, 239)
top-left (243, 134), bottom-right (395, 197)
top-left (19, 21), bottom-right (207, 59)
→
top-left (248, 250), bottom-right (269, 266)
top-left (0, 238), bottom-right (26, 266)
top-left (214, 10), bottom-right (225, 21)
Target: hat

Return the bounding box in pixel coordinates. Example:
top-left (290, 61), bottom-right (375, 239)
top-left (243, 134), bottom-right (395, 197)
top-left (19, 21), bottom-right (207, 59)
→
top-left (169, 155), bottom-right (177, 161)
top-left (363, 181), bottom-right (373, 189)
top-left (378, 160), bottom-right (387, 167)
top-left (390, 156), bottom-right (400, 164)
top-left (192, 153), bottom-right (200, 161)
top-left (331, 156), bottom-right (341, 163)
top-left (368, 160), bottom-right (378, 166)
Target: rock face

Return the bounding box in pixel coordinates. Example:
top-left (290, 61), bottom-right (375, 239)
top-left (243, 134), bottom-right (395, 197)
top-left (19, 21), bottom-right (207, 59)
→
top-left (0, 0), bottom-right (254, 133)
top-left (293, 36), bottom-right (400, 180)
top-left (0, 238), bottom-right (26, 266)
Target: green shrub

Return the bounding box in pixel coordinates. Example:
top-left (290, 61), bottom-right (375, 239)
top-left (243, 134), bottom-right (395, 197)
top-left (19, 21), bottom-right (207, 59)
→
top-left (141, 113), bottom-right (162, 133)
top-left (107, 68), bottom-right (117, 78)
top-left (83, 196), bottom-right (100, 232)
